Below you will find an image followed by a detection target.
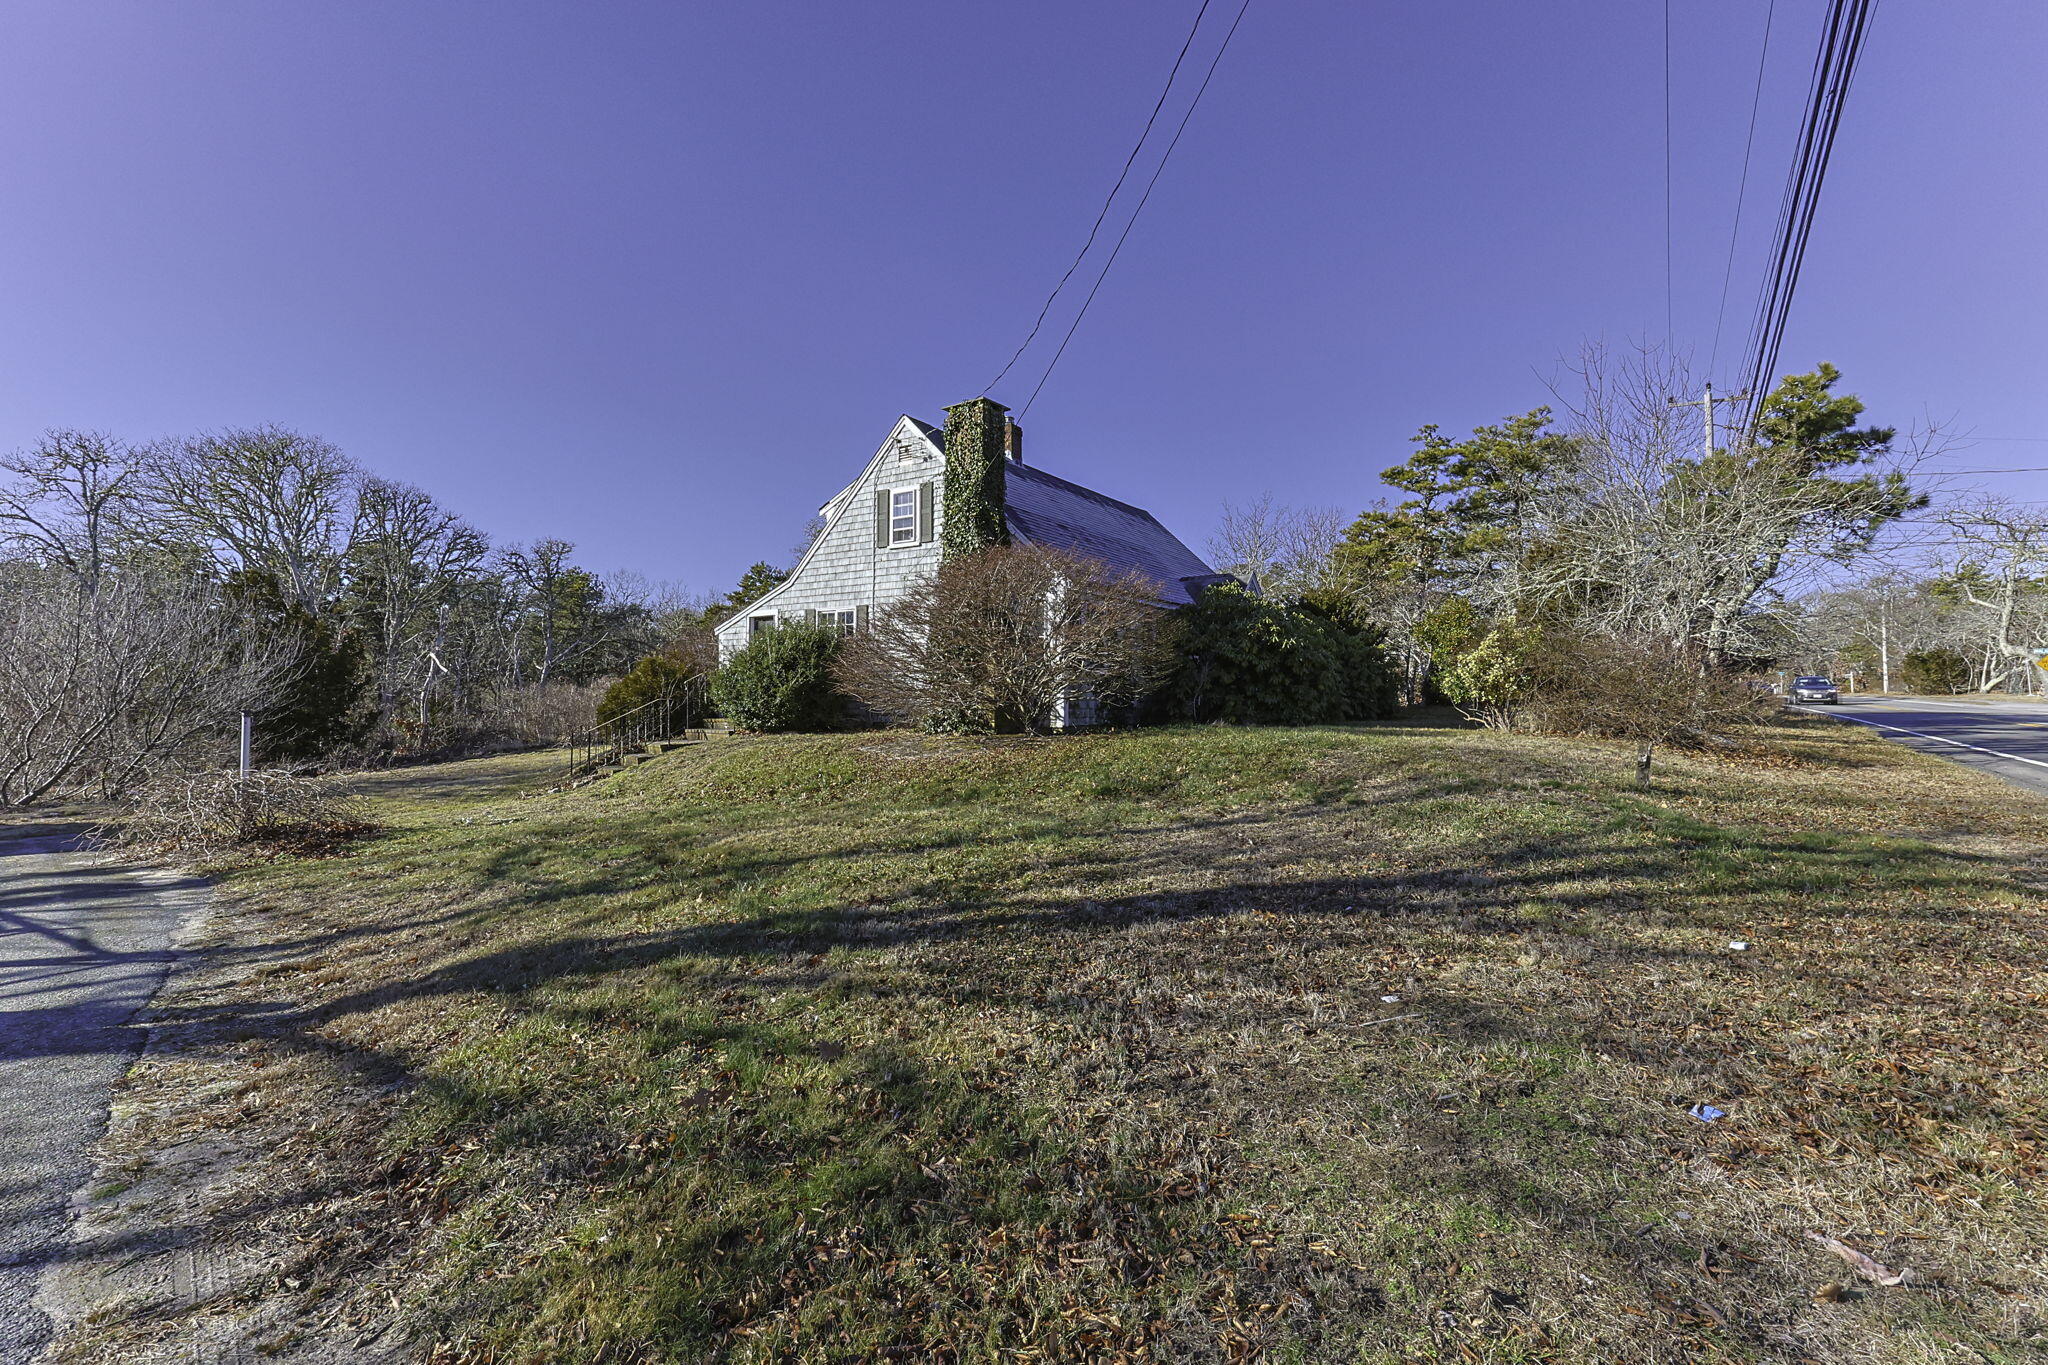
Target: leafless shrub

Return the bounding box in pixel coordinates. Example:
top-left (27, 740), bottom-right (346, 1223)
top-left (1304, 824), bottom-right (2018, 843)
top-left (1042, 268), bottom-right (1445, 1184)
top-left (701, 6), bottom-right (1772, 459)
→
top-left (0, 565), bottom-right (303, 805)
top-left (835, 545), bottom-right (1177, 733)
top-left (1523, 633), bottom-right (1774, 782)
top-left (103, 770), bottom-right (377, 859)
top-left (492, 681), bottom-right (609, 744)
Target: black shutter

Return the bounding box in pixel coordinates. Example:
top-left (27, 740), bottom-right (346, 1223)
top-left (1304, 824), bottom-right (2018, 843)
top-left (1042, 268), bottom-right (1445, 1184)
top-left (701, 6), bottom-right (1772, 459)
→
top-left (855, 604), bottom-right (869, 633)
top-left (874, 489), bottom-right (890, 548)
top-left (918, 481), bottom-right (935, 543)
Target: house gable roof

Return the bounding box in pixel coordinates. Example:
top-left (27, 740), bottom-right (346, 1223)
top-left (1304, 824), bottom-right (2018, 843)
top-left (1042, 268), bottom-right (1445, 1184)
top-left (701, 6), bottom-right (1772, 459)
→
top-left (716, 414), bottom-right (936, 630)
top-left (1003, 461), bottom-right (1220, 607)
top-left (716, 413), bottom-right (1222, 630)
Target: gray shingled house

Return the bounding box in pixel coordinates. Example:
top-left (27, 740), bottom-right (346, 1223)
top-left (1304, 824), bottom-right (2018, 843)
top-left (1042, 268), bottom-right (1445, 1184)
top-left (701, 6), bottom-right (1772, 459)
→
top-left (713, 397), bottom-right (1227, 671)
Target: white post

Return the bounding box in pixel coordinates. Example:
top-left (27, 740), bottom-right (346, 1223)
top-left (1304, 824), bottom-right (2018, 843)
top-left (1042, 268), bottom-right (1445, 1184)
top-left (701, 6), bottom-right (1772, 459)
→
top-left (1878, 606), bottom-right (1891, 694)
top-left (239, 711), bottom-right (253, 779)
top-left (1701, 381), bottom-right (1716, 460)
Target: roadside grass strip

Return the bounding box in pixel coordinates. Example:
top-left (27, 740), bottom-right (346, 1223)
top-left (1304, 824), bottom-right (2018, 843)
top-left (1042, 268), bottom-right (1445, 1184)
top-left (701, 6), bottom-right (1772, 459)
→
top-left (56, 723), bottom-right (2048, 1364)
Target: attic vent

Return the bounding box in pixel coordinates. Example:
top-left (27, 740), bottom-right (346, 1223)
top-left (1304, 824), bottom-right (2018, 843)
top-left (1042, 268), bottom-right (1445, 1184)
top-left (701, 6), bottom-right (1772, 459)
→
top-left (895, 436), bottom-right (923, 462)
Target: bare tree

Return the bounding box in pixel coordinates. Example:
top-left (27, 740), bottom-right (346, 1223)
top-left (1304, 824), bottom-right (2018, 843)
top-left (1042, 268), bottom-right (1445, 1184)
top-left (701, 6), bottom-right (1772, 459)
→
top-left (1207, 494), bottom-right (1347, 600)
top-left (347, 478), bottom-right (490, 727)
top-left (498, 538), bottom-right (594, 687)
top-left (0, 566), bottom-right (301, 805)
top-left (1933, 500), bottom-right (2048, 692)
top-left (137, 426), bottom-right (359, 611)
top-left (1536, 346), bottom-right (1924, 666)
top-left (835, 545), bottom-right (1176, 733)
top-left (0, 430), bottom-right (140, 592)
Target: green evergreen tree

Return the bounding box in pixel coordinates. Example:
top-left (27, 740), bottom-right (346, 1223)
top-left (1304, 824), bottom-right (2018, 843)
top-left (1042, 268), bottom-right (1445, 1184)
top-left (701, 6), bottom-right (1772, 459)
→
top-left (222, 570), bottom-right (369, 760)
top-left (1899, 648), bottom-right (1971, 694)
top-left (598, 654), bottom-right (705, 729)
top-left (709, 562), bottom-right (789, 621)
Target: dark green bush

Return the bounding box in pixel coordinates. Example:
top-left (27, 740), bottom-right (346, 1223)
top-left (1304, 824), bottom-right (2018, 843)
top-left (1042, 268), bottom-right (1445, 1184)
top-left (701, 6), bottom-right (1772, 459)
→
top-left (224, 570), bottom-right (369, 760)
top-left (708, 624), bottom-right (847, 732)
top-left (1900, 648), bottom-right (1971, 695)
top-left (1157, 585), bottom-right (1399, 725)
top-left (598, 654), bottom-right (705, 731)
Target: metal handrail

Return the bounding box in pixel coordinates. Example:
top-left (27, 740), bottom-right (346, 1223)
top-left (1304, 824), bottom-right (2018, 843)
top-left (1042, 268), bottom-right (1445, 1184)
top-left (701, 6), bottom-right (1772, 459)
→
top-left (565, 672), bottom-right (709, 777)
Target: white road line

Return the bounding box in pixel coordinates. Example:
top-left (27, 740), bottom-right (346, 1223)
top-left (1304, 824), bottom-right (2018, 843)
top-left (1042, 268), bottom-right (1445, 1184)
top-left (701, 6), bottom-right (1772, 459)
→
top-left (1858, 697), bottom-right (2048, 713)
top-left (1823, 712), bottom-right (2048, 772)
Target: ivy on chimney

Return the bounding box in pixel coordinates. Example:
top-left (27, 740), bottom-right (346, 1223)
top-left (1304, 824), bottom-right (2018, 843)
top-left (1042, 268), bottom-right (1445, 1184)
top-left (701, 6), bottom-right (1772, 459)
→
top-left (940, 397), bottom-right (1009, 559)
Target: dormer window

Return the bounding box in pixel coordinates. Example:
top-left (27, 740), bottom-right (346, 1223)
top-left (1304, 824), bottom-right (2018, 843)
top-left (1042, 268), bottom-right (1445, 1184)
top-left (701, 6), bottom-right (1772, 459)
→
top-left (889, 488), bottom-right (918, 545)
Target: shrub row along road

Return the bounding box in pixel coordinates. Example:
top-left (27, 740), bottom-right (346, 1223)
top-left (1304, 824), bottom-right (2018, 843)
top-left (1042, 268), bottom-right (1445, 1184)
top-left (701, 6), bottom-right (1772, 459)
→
top-left (0, 822), bottom-right (200, 1365)
top-left (1815, 694), bottom-right (2048, 798)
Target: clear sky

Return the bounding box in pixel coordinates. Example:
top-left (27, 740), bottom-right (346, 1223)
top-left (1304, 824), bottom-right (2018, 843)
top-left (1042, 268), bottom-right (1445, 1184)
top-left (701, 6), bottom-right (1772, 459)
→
top-left (2, 1), bottom-right (2042, 595)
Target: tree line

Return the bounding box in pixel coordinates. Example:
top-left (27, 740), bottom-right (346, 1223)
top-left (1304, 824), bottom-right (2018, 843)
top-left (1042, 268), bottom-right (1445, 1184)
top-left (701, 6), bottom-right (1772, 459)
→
top-left (0, 425), bottom-right (789, 804)
top-left (1200, 347), bottom-right (2041, 767)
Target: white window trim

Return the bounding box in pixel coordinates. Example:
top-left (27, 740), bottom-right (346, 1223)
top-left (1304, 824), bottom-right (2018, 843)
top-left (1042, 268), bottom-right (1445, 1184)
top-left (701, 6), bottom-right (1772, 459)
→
top-left (887, 485), bottom-right (919, 546)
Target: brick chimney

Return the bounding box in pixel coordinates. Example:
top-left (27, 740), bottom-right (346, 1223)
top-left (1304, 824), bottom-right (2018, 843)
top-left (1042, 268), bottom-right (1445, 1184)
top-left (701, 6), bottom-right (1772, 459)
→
top-left (940, 397), bottom-right (1010, 558)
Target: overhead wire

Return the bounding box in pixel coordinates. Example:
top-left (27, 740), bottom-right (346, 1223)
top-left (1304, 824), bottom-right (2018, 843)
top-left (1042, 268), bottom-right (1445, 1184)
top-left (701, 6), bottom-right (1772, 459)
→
top-left (1018, 0), bottom-right (1255, 416)
top-left (1663, 0), bottom-right (1674, 341)
top-left (1735, 0), bottom-right (1879, 428)
top-left (1708, 0), bottom-right (1776, 379)
top-left (1921, 467), bottom-right (2048, 475)
top-left (981, 0), bottom-right (1215, 397)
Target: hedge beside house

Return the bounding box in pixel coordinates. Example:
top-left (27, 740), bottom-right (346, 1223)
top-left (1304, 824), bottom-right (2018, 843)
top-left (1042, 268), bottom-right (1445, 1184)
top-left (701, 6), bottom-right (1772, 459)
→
top-left (1157, 585), bottom-right (1399, 725)
top-left (709, 624), bottom-right (847, 732)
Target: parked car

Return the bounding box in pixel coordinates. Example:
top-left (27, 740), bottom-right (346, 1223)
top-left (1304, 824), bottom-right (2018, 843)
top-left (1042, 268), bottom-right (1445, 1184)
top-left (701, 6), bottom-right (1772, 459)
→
top-left (1790, 675), bottom-right (1840, 704)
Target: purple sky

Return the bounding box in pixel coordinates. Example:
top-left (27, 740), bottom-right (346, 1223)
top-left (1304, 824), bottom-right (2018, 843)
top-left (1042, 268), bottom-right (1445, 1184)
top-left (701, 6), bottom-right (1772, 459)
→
top-left (3, 1), bottom-right (2042, 595)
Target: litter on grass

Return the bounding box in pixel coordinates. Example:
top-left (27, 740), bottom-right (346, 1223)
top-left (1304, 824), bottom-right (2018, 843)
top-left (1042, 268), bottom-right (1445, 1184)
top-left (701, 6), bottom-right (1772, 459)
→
top-left (1805, 1232), bottom-right (1909, 1286)
top-left (1728, 940), bottom-right (1750, 950)
top-left (1687, 1103), bottom-right (1726, 1123)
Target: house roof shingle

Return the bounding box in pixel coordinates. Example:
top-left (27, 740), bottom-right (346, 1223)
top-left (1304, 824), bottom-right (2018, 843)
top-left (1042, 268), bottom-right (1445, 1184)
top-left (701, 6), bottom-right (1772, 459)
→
top-left (1002, 461), bottom-right (1221, 606)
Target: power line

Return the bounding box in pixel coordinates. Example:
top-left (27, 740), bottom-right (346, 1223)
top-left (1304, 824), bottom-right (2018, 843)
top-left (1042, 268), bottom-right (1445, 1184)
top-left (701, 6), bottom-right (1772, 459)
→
top-left (981, 0), bottom-right (1215, 397)
top-left (1923, 467), bottom-right (2048, 475)
top-left (1019, 0), bottom-right (1255, 416)
top-left (1735, 0), bottom-right (1879, 427)
top-left (1662, 0), bottom-right (1674, 341)
top-left (1708, 0), bottom-right (1776, 379)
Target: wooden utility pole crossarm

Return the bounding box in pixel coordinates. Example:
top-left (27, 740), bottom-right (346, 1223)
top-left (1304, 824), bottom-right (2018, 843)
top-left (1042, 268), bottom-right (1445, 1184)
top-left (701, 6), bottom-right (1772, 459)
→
top-left (1669, 381), bottom-right (1751, 459)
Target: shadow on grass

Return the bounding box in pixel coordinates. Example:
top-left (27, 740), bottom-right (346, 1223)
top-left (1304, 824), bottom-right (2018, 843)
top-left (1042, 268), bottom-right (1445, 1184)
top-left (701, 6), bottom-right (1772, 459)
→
top-left (50, 734), bottom-right (2039, 1361)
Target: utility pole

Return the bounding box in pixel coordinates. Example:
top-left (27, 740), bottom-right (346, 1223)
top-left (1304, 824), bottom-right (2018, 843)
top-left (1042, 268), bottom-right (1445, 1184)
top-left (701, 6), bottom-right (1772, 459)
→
top-left (1878, 600), bottom-right (1891, 694)
top-left (1668, 381), bottom-right (1751, 459)
top-left (238, 711), bottom-right (253, 779)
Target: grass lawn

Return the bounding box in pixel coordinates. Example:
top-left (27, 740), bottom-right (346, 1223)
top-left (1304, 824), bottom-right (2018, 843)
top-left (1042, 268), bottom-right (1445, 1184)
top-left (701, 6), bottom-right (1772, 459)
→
top-left (60, 719), bottom-right (2048, 1363)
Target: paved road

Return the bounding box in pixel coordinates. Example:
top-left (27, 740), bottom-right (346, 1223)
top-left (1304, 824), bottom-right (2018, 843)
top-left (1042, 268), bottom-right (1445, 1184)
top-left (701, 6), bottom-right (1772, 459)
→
top-left (1804, 695), bottom-right (2048, 798)
top-left (0, 822), bottom-right (201, 1365)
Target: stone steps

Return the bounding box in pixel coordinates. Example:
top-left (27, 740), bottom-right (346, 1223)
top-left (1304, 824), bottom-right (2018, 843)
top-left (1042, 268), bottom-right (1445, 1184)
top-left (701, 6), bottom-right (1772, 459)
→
top-left (566, 721), bottom-right (736, 789)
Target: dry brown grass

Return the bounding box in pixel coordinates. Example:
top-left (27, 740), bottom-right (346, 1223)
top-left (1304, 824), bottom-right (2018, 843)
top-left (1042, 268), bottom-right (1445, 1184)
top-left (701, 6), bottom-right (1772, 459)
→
top-left (47, 721), bottom-right (2048, 1364)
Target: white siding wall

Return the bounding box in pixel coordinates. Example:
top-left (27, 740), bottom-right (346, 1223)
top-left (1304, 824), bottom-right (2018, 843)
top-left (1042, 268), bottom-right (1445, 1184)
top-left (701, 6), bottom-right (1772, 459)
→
top-left (713, 419), bottom-right (947, 658)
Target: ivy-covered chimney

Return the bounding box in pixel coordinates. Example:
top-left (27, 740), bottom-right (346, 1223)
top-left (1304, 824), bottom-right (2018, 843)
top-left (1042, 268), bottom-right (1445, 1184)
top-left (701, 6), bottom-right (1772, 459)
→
top-left (940, 397), bottom-right (1010, 559)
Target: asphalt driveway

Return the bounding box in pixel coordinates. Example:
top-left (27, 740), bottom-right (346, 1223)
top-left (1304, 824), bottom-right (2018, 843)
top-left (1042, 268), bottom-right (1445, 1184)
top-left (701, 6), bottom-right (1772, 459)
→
top-left (0, 821), bottom-right (201, 1364)
top-left (1810, 694), bottom-right (2048, 798)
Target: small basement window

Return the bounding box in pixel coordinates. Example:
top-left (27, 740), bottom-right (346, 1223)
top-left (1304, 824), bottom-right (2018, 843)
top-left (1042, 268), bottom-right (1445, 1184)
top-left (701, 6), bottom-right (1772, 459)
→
top-left (889, 488), bottom-right (918, 545)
